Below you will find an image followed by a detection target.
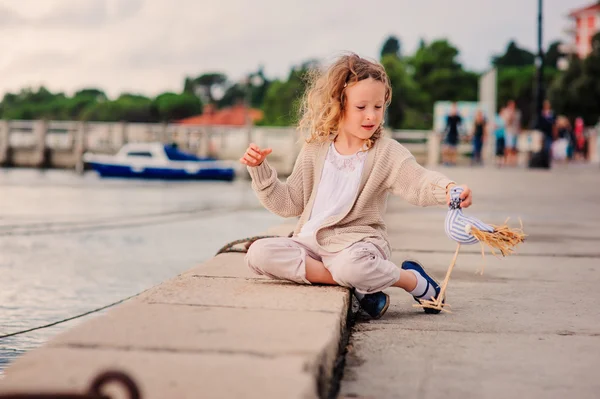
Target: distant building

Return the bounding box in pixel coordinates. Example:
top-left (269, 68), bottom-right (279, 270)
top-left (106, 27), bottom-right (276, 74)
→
top-left (565, 1), bottom-right (600, 58)
top-left (177, 104), bottom-right (263, 126)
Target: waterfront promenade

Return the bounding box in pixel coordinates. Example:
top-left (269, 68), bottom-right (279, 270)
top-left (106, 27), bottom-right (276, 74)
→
top-left (339, 164), bottom-right (600, 399)
top-left (1, 163), bottom-right (599, 398)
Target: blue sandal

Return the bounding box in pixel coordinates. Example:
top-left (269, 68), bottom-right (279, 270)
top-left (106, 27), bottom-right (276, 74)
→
top-left (401, 260), bottom-right (444, 314)
top-left (359, 291), bottom-right (390, 319)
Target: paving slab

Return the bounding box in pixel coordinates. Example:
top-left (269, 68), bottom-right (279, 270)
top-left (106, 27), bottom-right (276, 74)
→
top-left (47, 302), bottom-right (343, 356)
top-left (0, 348), bottom-right (315, 399)
top-left (138, 271), bottom-right (348, 313)
top-left (340, 165), bottom-right (600, 399)
top-left (342, 329), bottom-right (600, 399)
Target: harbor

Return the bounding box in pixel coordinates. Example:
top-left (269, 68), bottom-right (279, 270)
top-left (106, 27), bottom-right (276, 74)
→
top-left (0, 169), bottom-right (282, 373)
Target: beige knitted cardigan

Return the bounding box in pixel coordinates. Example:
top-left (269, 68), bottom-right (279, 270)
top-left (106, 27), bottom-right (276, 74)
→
top-left (247, 137), bottom-right (454, 253)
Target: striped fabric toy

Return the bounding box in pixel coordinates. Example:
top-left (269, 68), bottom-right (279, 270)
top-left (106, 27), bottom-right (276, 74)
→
top-left (415, 185), bottom-right (526, 313)
top-left (445, 186), bottom-right (494, 244)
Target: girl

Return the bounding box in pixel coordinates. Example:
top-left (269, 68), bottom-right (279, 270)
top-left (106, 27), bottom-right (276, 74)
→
top-left (240, 54), bottom-right (472, 319)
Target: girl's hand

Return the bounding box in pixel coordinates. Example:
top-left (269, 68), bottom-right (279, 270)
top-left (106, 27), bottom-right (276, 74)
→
top-left (446, 184), bottom-right (473, 208)
top-left (240, 143), bottom-right (272, 167)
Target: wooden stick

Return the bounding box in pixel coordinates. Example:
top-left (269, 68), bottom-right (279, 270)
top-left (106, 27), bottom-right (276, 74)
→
top-left (413, 302), bottom-right (452, 313)
top-left (478, 242), bottom-right (486, 275)
top-left (413, 243), bottom-right (461, 312)
top-left (435, 243), bottom-right (461, 306)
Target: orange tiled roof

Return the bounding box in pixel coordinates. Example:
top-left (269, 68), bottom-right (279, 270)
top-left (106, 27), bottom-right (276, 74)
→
top-left (569, 1), bottom-right (600, 17)
top-left (177, 104), bottom-right (264, 126)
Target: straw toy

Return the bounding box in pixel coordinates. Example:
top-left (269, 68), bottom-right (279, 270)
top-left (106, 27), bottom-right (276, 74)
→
top-left (415, 186), bottom-right (526, 312)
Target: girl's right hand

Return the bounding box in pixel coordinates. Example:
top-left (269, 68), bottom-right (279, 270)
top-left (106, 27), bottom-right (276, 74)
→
top-left (240, 143), bottom-right (272, 167)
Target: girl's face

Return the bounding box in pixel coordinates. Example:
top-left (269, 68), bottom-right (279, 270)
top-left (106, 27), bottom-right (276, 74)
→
top-left (339, 77), bottom-right (386, 142)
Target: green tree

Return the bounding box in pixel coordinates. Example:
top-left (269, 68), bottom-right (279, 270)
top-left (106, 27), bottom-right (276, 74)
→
top-left (492, 40), bottom-right (535, 67)
top-left (217, 67), bottom-right (271, 109)
top-left (60, 89), bottom-right (109, 120)
top-left (548, 57), bottom-right (583, 120)
top-left (153, 92), bottom-right (202, 122)
top-left (80, 101), bottom-right (122, 122)
top-left (1, 87), bottom-right (67, 120)
top-left (260, 62), bottom-right (314, 126)
top-left (380, 36), bottom-right (401, 59)
top-left (81, 93), bottom-right (155, 122)
top-left (550, 33), bottom-right (600, 124)
top-left (408, 39), bottom-right (478, 108)
top-left (74, 88), bottom-right (108, 102)
top-left (2, 93), bottom-right (19, 108)
top-left (193, 73), bottom-right (227, 104)
top-left (183, 77), bottom-right (195, 95)
top-left (23, 86), bottom-right (59, 104)
top-left (545, 41), bottom-right (563, 69)
top-left (218, 83), bottom-right (246, 108)
top-left (248, 67), bottom-right (271, 108)
top-left (380, 55), bottom-right (428, 129)
top-left (498, 65), bottom-right (559, 127)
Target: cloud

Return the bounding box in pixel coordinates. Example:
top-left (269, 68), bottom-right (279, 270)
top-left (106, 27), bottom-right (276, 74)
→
top-left (2, 51), bottom-right (77, 77)
top-left (0, 5), bottom-right (25, 28)
top-left (0, 0), bottom-right (576, 99)
top-left (31, 0), bottom-right (109, 28)
top-left (30, 0), bottom-right (145, 29)
top-left (114, 0), bottom-right (145, 20)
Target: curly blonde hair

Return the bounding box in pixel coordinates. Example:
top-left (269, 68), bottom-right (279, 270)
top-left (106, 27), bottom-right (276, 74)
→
top-left (298, 53), bottom-right (392, 149)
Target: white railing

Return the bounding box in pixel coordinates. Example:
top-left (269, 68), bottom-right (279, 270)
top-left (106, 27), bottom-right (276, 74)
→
top-left (1, 120), bottom-right (598, 171)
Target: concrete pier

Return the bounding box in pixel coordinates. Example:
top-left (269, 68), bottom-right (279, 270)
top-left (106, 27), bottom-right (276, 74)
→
top-left (0, 223), bottom-right (351, 399)
top-left (339, 164), bottom-right (600, 399)
top-left (1, 164), bottom-right (599, 398)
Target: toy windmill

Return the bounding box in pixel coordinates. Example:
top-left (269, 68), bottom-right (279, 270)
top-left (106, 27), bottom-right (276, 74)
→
top-left (415, 186), bottom-right (526, 313)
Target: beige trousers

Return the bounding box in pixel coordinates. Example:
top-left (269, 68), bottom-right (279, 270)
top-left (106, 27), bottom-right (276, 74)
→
top-left (244, 235), bottom-right (401, 294)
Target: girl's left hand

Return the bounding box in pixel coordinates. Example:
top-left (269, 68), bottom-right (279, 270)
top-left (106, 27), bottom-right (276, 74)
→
top-left (446, 184), bottom-right (473, 208)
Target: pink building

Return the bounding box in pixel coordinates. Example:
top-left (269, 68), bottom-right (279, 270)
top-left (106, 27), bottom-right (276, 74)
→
top-left (567, 1), bottom-right (600, 58)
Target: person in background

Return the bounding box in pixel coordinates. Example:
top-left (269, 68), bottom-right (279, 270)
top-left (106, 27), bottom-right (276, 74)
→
top-left (494, 112), bottom-right (506, 168)
top-left (501, 100), bottom-right (521, 167)
top-left (554, 116), bottom-right (571, 164)
top-left (538, 100), bottom-right (557, 157)
top-left (573, 117), bottom-right (586, 162)
top-left (442, 102), bottom-right (462, 166)
top-left (471, 109), bottom-right (487, 166)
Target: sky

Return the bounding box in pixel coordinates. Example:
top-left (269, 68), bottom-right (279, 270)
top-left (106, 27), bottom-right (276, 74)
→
top-left (0, 0), bottom-right (585, 99)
